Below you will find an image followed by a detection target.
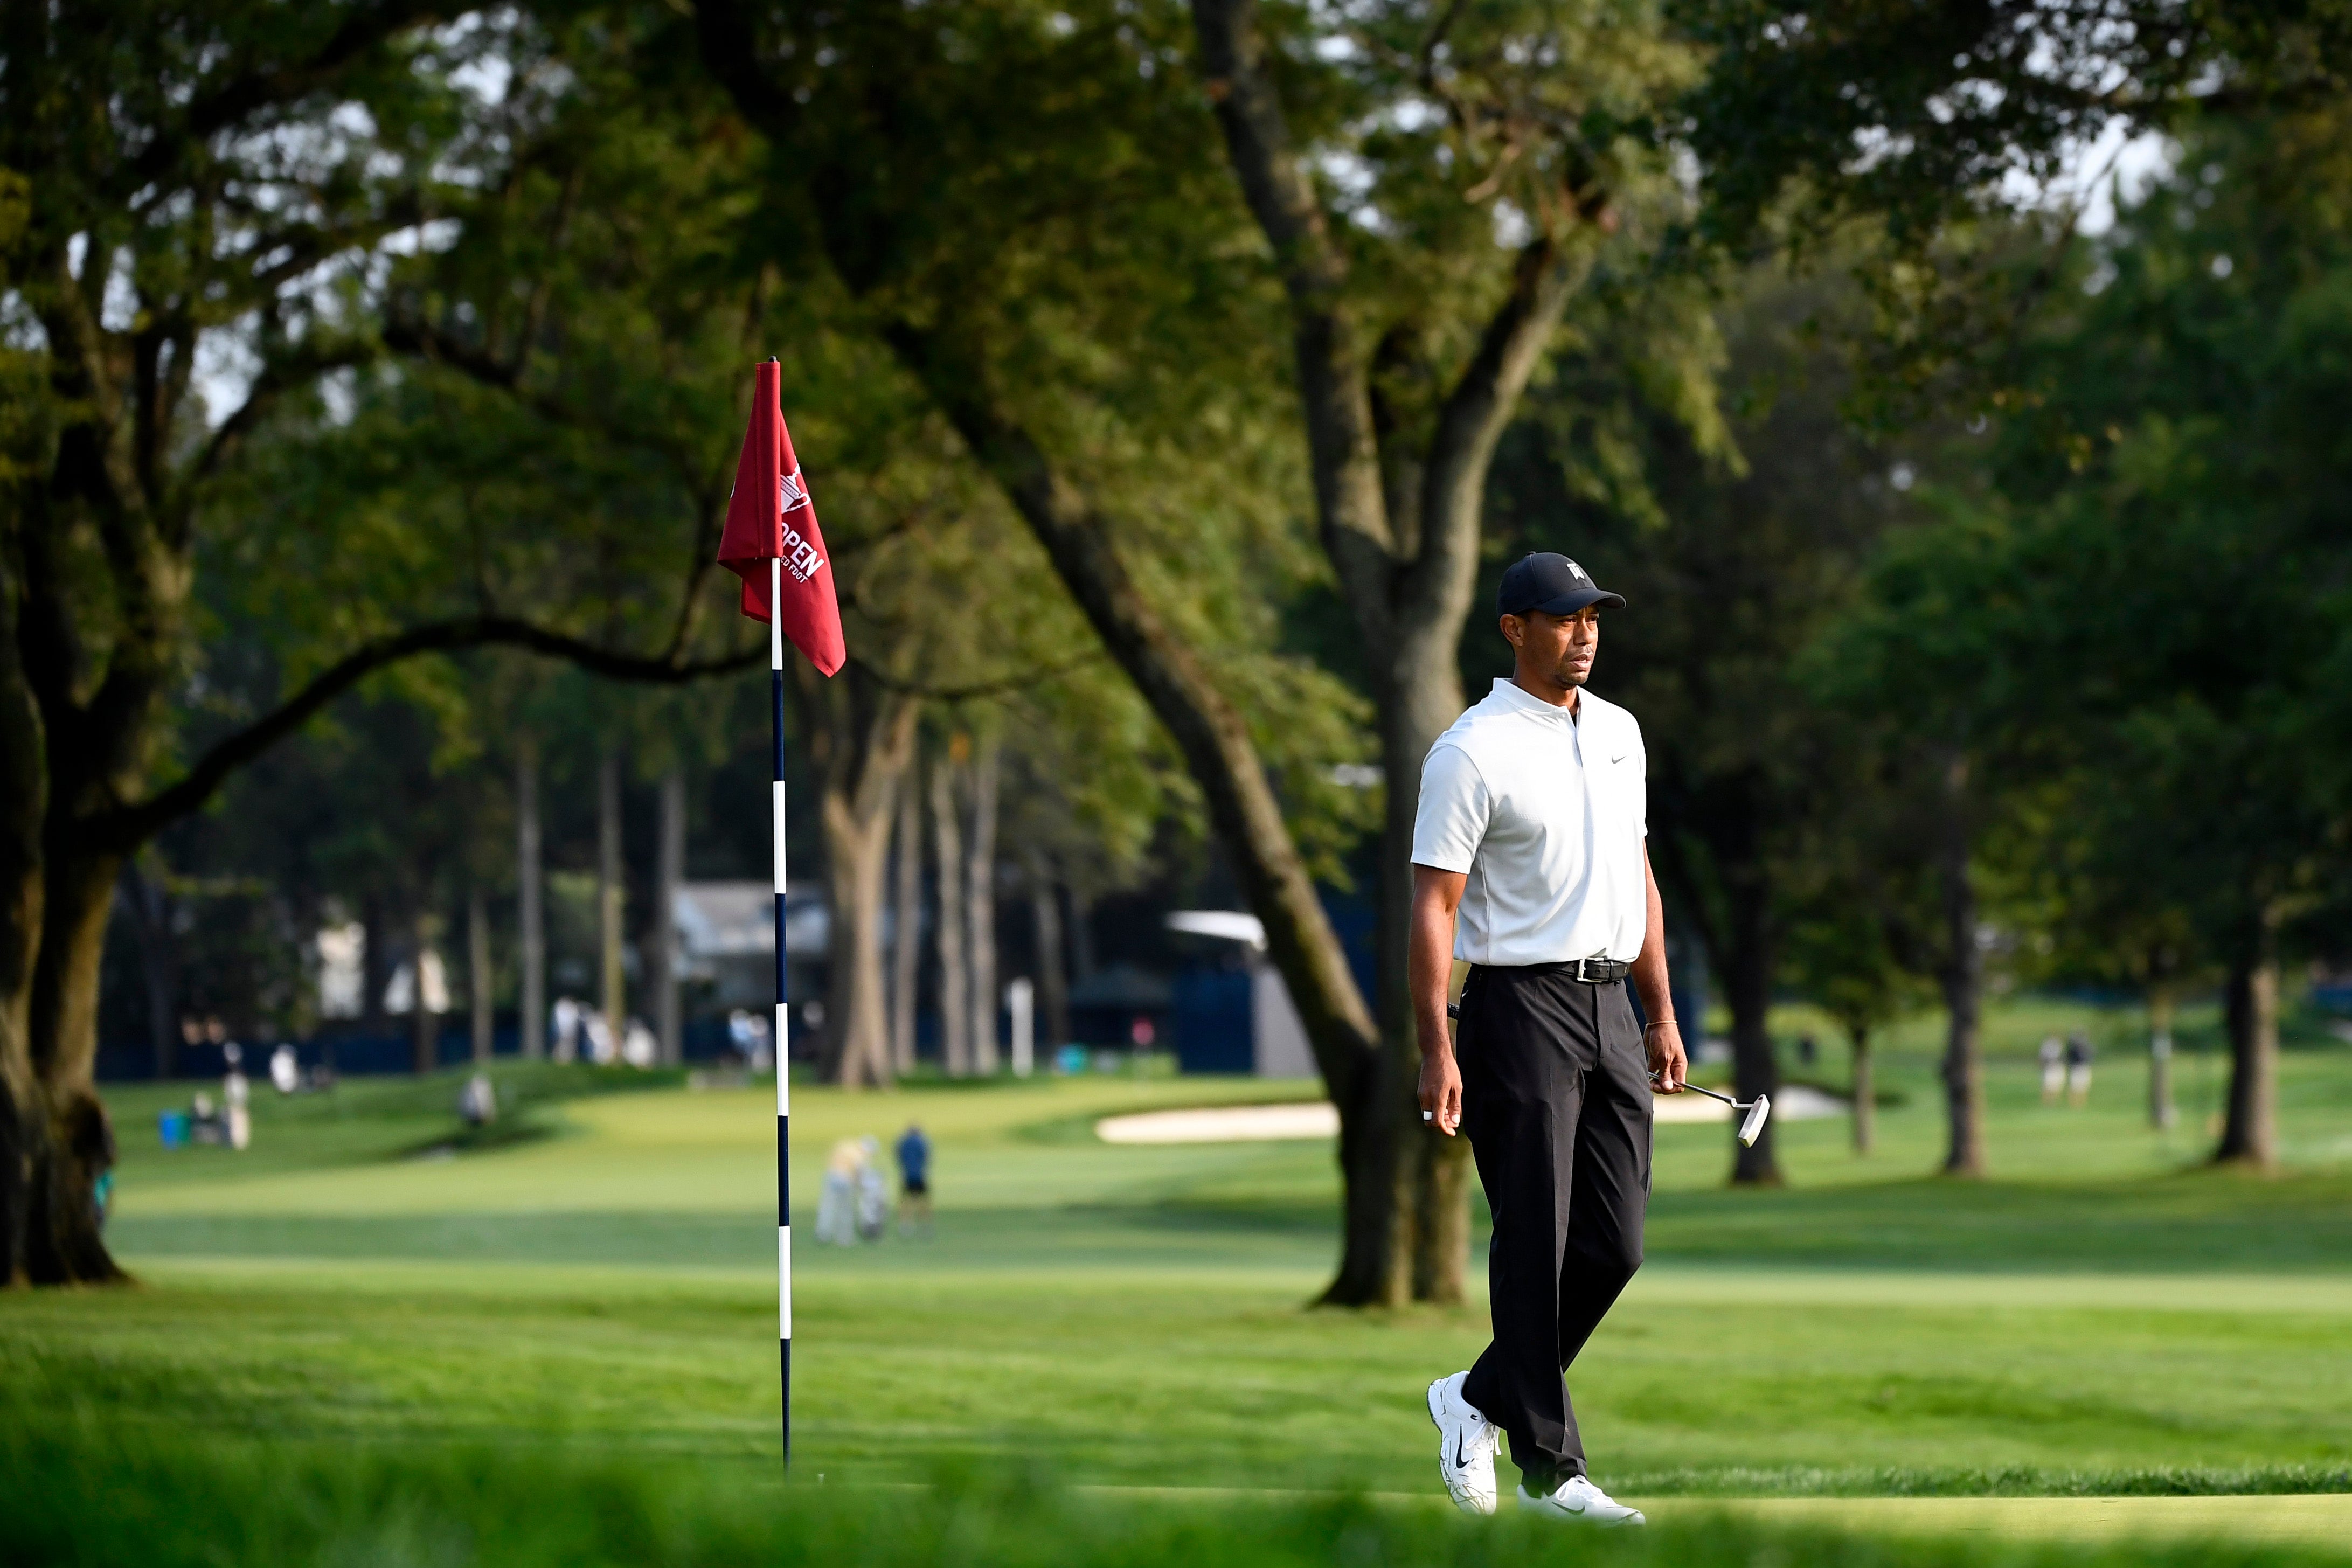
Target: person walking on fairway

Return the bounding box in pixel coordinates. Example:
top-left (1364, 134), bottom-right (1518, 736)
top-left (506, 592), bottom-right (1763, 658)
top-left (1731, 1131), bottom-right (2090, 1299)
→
top-left (1411, 552), bottom-right (1688, 1528)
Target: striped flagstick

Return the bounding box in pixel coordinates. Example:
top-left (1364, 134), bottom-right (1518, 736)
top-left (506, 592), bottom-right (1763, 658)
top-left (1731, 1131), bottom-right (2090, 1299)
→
top-left (716, 357), bottom-right (842, 1473)
top-left (772, 555), bottom-right (792, 1467)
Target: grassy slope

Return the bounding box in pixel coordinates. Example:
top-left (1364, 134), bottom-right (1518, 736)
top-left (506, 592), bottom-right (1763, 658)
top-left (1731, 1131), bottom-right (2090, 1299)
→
top-left (4, 1001), bottom-right (2349, 1557)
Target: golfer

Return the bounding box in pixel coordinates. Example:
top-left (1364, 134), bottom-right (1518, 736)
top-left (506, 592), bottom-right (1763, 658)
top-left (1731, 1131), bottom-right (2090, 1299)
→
top-left (1412, 552), bottom-right (1687, 1527)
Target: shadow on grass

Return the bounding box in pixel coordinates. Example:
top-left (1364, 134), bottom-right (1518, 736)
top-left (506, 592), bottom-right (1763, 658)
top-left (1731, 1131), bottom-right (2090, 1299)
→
top-left (1643, 1169), bottom-right (2352, 1272)
top-left (103, 1160), bottom-right (2352, 1274)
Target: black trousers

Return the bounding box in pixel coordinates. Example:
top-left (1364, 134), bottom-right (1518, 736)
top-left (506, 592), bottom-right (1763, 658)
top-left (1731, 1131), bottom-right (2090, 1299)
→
top-left (1456, 964), bottom-right (1652, 1488)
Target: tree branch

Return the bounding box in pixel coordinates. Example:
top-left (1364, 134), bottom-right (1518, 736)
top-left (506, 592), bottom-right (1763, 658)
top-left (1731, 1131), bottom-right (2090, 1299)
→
top-left (126, 1), bottom-right (463, 191)
top-left (1190, 0), bottom-right (1393, 615)
top-left (1411, 233), bottom-right (1583, 606)
top-left (380, 311), bottom-right (522, 391)
top-left (91, 615), bottom-right (761, 853)
top-left (185, 337), bottom-right (381, 492)
top-left (884, 320), bottom-right (1379, 1082)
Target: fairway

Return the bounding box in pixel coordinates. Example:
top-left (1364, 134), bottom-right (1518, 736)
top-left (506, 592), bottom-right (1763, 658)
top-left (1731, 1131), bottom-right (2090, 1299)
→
top-left (5, 1010), bottom-right (2350, 1560)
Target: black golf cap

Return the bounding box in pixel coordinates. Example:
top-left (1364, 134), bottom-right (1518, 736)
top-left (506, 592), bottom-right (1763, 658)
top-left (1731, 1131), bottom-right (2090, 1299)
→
top-left (1497, 552), bottom-right (1625, 619)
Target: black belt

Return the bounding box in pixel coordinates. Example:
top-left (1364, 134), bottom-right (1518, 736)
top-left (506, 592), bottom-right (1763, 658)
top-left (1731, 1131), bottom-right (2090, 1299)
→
top-left (1445, 956), bottom-right (1628, 1017)
top-left (1451, 955), bottom-right (1631, 1008)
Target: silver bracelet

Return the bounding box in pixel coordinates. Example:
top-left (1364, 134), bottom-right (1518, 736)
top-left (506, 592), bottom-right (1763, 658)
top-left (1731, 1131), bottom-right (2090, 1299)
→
top-left (1643, 1019), bottom-right (1679, 1032)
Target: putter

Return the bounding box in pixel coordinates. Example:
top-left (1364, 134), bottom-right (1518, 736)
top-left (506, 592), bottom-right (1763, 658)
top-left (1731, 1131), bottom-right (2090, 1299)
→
top-left (1444, 1004), bottom-right (1769, 1147)
top-left (1652, 1071), bottom-right (1772, 1147)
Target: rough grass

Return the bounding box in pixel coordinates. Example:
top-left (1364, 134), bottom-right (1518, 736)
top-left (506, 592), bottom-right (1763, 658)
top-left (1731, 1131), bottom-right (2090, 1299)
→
top-left (6, 1431), bottom-right (2351, 1568)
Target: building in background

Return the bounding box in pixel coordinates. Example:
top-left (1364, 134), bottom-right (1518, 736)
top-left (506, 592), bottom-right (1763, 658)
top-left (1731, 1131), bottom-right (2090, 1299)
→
top-left (1165, 912), bottom-right (1315, 1078)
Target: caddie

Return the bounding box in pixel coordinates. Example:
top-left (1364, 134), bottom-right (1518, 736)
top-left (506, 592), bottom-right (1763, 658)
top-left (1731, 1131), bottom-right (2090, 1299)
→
top-left (1411, 551), bottom-right (1687, 1527)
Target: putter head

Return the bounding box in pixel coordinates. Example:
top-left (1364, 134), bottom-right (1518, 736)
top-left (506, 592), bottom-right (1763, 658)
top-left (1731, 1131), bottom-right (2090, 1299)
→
top-left (1737, 1094), bottom-right (1771, 1148)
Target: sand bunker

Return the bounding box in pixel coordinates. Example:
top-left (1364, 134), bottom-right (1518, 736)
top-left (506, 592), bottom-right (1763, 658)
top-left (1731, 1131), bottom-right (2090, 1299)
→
top-left (1096, 1102), bottom-right (1341, 1144)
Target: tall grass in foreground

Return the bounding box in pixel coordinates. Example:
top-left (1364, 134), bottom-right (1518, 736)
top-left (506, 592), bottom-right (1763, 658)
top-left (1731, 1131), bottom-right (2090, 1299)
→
top-left (4, 1431), bottom-right (2346, 1568)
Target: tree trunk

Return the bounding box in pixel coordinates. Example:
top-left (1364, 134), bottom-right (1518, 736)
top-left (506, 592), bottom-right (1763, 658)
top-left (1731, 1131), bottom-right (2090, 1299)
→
top-left (2148, 981), bottom-right (2176, 1132)
top-left (652, 766), bottom-right (685, 1067)
top-left (930, 748), bottom-right (970, 1077)
top-left (517, 740), bottom-right (545, 1058)
top-left (1847, 1023), bottom-right (1875, 1155)
top-left (598, 745), bottom-right (627, 1039)
top-left (1723, 876), bottom-right (1784, 1184)
top-left (1379, 647), bottom-right (1475, 1303)
top-left (1028, 855), bottom-right (1070, 1051)
top-left (120, 857), bottom-right (178, 1080)
top-left (1405, 973), bottom-right (1476, 1306)
top-left (25, 849), bottom-right (126, 1284)
top-left (1069, 885), bottom-right (1097, 982)
top-left (468, 886), bottom-right (492, 1064)
top-left (890, 775), bottom-right (921, 1073)
top-left (0, 550), bottom-right (42, 1282)
top-left (806, 674), bottom-right (919, 1090)
top-left (1935, 752), bottom-right (1986, 1177)
top-left (821, 790), bottom-right (901, 1088)
top-left (965, 733), bottom-right (1000, 1075)
top-left (2216, 913), bottom-right (2279, 1171)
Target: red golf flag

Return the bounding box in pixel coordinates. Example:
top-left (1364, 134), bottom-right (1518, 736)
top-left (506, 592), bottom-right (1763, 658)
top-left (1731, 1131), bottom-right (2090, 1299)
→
top-left (717, 360), bottom-right (846, 676)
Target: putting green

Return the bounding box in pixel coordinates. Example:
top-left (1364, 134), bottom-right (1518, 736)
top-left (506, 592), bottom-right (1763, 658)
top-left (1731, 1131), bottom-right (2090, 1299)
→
top-left (1090, 1487), bottom-right (2352, 1545)
top-left (1662, 1493), bottom-right (2352, 1545)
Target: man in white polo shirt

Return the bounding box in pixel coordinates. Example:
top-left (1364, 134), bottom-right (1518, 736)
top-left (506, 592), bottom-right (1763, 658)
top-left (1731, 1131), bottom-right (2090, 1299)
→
top-left (1412, 552), bottom-right (1688, 1527)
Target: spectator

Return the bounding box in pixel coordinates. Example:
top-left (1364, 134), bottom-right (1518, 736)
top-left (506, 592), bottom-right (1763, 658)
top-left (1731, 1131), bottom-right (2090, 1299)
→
top-left (223, 1044), bottom-right (252, 1151)
top-left (896, 1122), bottom-right (934, 1238)
top-left (269, 1044), bottom-right (300, 1094)
top-left (2066, 1030), bottom-right (2095, 1108)
top-left (582, 1008), bottom-right (617, 1065)
top-left (817, 1137), bottom-right (863, 1245)
top-left (552, 997), bottom-right (582, 1063)
top-left (459, 1072), bottom-right (498, 1127)
top-left (2038, 1035), bottom-right (2065, 1106)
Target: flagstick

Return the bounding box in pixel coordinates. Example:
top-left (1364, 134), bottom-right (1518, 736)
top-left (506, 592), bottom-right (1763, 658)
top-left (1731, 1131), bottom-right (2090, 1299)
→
top-left (772, 554), bottom-right (791, 1470)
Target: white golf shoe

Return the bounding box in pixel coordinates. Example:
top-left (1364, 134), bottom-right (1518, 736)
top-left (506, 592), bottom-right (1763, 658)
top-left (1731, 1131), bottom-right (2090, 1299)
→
top-left (1425, 1372), bottom-right (1500, 1516)
top-left (1515, 1474), bottom-right (1646, 1527)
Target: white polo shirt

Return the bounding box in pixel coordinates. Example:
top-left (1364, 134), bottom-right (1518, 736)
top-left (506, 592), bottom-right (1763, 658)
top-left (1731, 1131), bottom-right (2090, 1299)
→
top-left (1410, 678), bottom-right (1648, 966)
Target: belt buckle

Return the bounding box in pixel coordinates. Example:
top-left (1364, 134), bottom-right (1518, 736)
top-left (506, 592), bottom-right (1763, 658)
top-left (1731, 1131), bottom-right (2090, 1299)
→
top-left (1573, 956), bottom-right (1594, 982)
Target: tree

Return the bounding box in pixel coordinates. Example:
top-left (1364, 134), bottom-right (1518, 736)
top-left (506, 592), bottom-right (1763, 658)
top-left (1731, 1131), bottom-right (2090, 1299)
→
top-left (684, 0), bottom-right (1401, 1299)
top-left (0, 3), bottom-right (776, 1285)
top-left (1808, 499), bottom-right (2042, 1177)
top-left (1949, 106), bottom-right (2352, 1170)
top-left (1498, 261), bottom-right (1900, 1183)
top-left (1780, 797), bottom-right (1937, 1157)
top-left (1187, 0), bottom-right (1705, 1289)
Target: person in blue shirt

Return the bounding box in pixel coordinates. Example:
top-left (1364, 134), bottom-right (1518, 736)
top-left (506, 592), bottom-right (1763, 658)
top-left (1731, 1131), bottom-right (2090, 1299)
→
top-left (894, 1122), bottom-right (933, 1238)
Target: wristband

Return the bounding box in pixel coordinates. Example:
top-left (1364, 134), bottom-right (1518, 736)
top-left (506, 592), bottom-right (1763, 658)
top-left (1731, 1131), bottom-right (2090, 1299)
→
top-left (1643, 1019), bottom-right (1678, 1032)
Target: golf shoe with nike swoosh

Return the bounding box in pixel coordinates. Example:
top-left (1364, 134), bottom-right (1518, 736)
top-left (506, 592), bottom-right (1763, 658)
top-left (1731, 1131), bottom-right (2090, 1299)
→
top-left (1425, 1371), bottom-right (1500, 1516)
top-left (1516, 1474), bottom-right (1646, 1527)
